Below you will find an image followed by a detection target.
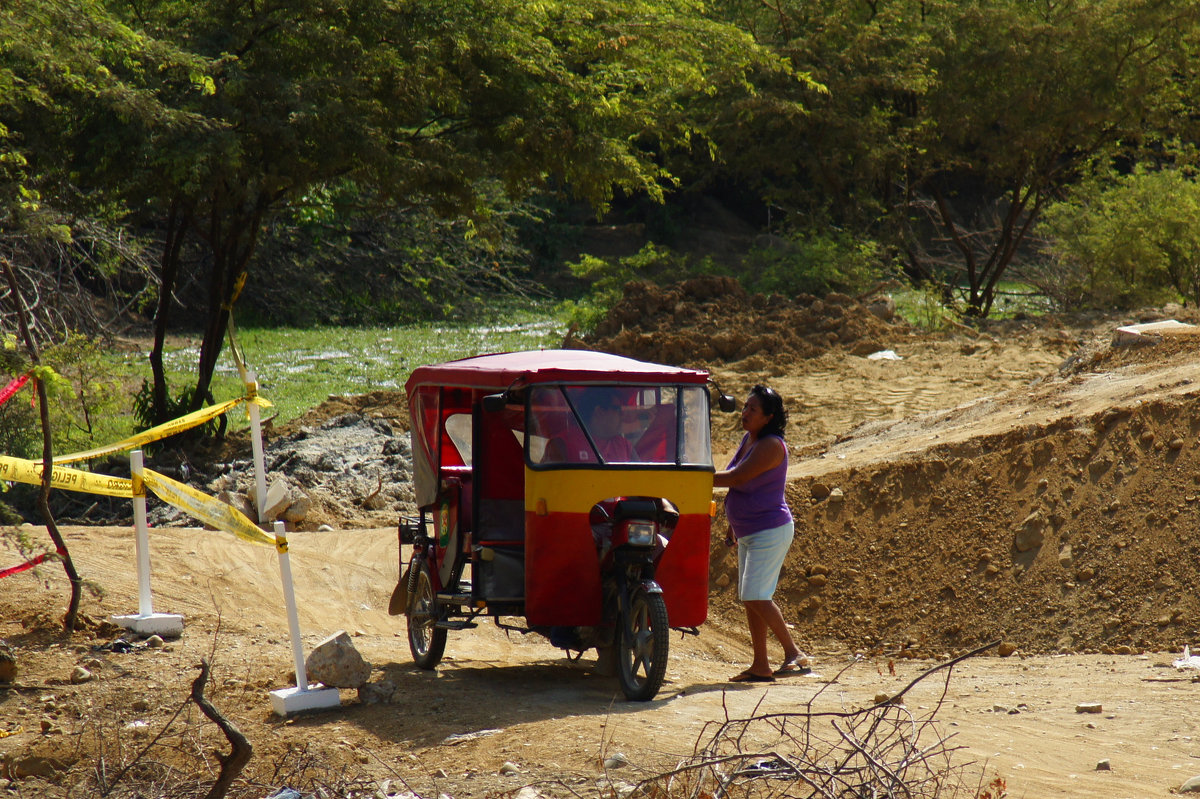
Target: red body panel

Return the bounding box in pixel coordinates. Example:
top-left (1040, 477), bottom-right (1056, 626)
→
top-left (524, 510), bottom-right (710, 628)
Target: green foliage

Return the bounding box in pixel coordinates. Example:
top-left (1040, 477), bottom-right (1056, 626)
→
top-left (245, 183), bottom-right (548, 326)
top-left (131, 380), bottom-right (214, 438)
top-left (893, 283), bottom-right (951, 333)
top-left (1034, 167), bottom-right (1200, 310)
top-left (42, 335), bottom-right (126, 450)
top-left (739, 230), bottom-right (886, 297)
top-left (0, 334), bottom-right (126, 461)
top-left (0, 395), bottom-right (39, 460)
top-left (557, 243), bottom-right (700, 333)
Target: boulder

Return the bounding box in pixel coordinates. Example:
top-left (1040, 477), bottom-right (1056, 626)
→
top-left (305, 631), bottom-right (371, 688)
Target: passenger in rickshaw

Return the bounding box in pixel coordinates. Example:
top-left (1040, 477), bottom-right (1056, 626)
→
top-left (543, 388), bottom-right (635, 464)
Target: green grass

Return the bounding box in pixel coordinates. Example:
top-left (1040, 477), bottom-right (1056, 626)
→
top-left (892, 281), bottom-right (1051, 330)
top-left (111, 306), bottom-right (566, 439)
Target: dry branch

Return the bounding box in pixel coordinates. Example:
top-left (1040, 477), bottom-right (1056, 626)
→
top-left (636, 642), bottom-right (1001, 799)
top-left (190, 658), bottom-right (252, 799)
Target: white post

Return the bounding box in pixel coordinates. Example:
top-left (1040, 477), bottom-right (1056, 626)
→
top-left (275, 520), bottom-right (308, 690)
top-left (131, 450), bottom-right (153, 616)
top-left (246, 370), bottom-right (269, 525)
top-left (268, 521), bottom-right (339, 716)
top-left (111, 450), bottom-right (183, 638)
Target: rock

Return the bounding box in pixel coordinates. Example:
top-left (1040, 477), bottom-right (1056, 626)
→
top-left (305, 631), bottom-right (371, 688)
top-left (262, 478), bottom-right (294, 520)
top-left (145, 635), bottom-right (164, 649)
top-left (6, 754), bottom-right (67, 778)
top-left (1076, 567), bottom-right (1096, 581)
top-left (500, 761), bottom-right (521, 775)
top-left (434, 768), bottom-right (448, 779)
top-left (604, 752), bottom-right (630, 769)
top-left (131, 699), bottom-right (149, 712)
top-left (70, 666), bottom-right (93, 684)
top-left (866, 295), bottom-right (896, 321)
top-left (0, 642), bottom-right (16, 682)
top-left (1058, 545), bottom-right (1073, 568)
top-left (997, 642), bottom-right (1017, 657)
top-left (1096, 758), bottom-right (1111, 771)
top-left (1076, 702), bottom-right (1103, 714)
top-left (806, 574), bottom-right (828, 589)
top-left (357, 679), bottom-right (397, 705)
top-left (811, 482), bottom-right (831, 500)
top-left (714, 573), bottom-right (731, 588)
top-left (828, 487), bottom-right (844, 503)
top-left (283, 493), bottom-right (311, 523)
top-left (1014, 510), bottom-right (1045, 552)
top-left (1180, 775), bottom-right (1200, 792)
top-left (318, 524), bottom-right (335, 532)
top-left (514, 787), bottom-right (542, 799)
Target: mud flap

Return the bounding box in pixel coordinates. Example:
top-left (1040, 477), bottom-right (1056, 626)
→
top-left (388, 563), bottom-right (413, 615)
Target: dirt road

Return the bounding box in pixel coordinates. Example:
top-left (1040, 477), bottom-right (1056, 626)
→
top-left (5, 307), bottom-right (1200, 798)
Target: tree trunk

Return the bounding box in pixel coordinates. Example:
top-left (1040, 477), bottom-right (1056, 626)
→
top-left (190, 201), bottom-right (266, 414)
top-left (149, 199), bottom-right (193, 425)
top-left (191, 657), bottom-right (253, 799)
top-left (1, 258), bottom-right (82, 631)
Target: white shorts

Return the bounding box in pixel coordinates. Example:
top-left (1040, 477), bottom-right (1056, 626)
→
top-left (736, 521), bottom-right (795, 601)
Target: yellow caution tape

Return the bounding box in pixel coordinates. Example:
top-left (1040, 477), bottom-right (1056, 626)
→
top-left (140, 468), bottom-right (275, 547)
top-left (55, 394), bottom-right (272, 465)
top-left (0, 456), bottom-right (275, 545)
top-left (0, 456), bottom-right (133, 497)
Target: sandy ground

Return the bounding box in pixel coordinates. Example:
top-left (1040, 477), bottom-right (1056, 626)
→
top-left (4, 302), bottom-right (1200, 797)
top-left (2, 526), bottom-right (1199, 798)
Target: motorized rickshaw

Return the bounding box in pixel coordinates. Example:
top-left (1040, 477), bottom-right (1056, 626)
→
top-left (389, 349), bottom-right (732, 700)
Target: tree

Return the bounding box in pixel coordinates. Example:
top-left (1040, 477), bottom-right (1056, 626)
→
top-left (1035, 167), bottom-right (1200, 309)
top-left (701, 0), bottom-right (1200, 317)
top-left (11, 0), bottom-right (779, 424)
top-left (901, 0), bottom-right (1200, 316)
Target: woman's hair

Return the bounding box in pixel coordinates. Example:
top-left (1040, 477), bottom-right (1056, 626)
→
top-left (750, 384), bottom-right (787, 437)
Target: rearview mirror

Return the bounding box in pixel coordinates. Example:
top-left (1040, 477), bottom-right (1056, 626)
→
top-left (717, 393), bottom-right (736, 413)
top-left (481, 393), bottom-right (507, 412)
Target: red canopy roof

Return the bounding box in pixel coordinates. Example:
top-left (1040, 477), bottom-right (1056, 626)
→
top-left (405, 349), bottom-right (709, 395)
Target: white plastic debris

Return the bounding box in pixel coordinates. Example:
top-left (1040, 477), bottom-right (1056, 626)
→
top-left (866, 350), bottom-right (902, 361)
top-left (1173, 645), bottom-right (1200, 670)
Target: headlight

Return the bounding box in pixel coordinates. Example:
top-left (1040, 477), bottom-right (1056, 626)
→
top-left (626, 521), bottom-right (656, 547)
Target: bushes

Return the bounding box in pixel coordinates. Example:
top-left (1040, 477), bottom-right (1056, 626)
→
top-left (1034, 168), bottom-right (1200, 310)
top-left (559, 231), bottom-right (891, 334)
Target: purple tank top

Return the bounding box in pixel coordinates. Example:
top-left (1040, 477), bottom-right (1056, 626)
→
top-left (724, 432), bottom-right (792, 538)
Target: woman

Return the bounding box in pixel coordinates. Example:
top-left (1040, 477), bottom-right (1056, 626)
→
top-left (713, 385), bottom-right (810, 682)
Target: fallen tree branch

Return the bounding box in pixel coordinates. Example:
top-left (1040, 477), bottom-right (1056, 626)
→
top-left (191, 657), bottom-right (253, 799)
top-left (634, 642), bottom-right (1002, 799)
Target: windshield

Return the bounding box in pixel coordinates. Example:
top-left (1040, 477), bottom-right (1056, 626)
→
top-left (528, 384), bottom-right (712, 467)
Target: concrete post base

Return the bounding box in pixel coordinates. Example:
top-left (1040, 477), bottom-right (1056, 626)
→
top-left (269, 684), bottom-right (341, 717)
top-left (111, 613), bottom-right (185, 639)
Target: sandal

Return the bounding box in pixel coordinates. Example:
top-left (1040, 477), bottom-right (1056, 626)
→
top-left (729, 670), bottom-right (776, 683)
top-left (774, 655), bottom-right (813, 677)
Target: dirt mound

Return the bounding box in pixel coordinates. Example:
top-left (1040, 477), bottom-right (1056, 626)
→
top-left (577, 276), bottom-right (908, 365)
top-left (703, 329), bottom-right (1200, 658)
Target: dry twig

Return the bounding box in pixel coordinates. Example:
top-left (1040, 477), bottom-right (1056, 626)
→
top-left (635, 641), bottom-right (1000, 799)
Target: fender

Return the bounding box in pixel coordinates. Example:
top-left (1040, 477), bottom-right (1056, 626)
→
top-left (639, 579), bottom-right (663, 596)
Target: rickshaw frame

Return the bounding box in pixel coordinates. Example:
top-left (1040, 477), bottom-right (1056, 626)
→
top-left (392, 349), bottom-right (725, 700)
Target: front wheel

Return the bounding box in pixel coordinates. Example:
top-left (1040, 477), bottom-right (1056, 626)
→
top-left (617, 587), bottom-right (669, 701)
top-left (407, 559), bottom-right (447, 668)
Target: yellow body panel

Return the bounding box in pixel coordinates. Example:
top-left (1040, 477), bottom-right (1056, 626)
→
top-left (524, 467), bottom-right (713, 515)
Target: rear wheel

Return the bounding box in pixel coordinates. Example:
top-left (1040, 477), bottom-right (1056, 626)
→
top-left (407, 559), bottom-right (447, 668)
top-left (617, 587), bottom-right (669, 701)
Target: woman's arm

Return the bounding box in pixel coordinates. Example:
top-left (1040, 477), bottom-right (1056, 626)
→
top-left (713, 436), bottom-right (785, 488)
